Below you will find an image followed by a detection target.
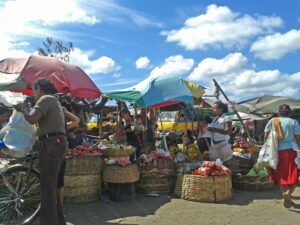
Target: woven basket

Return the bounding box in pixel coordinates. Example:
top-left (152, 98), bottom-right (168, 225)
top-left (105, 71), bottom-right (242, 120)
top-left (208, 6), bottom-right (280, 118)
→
top-left (103, 164), bottom-right (140, 183)
top-left (65, 155), bottom-right (102, 176)
top-left (138, 158), bottom-right (175, 175)
top-left (174, 174), bottom-right (232, 202)
top-left (64, 174), bottom-right (101, 203)
top-left (232, 175), bottom-right (274, 191)
top-left (101, 149), bottom-right (136, 157)
top-left (138, 172), bottom-right (176, 194)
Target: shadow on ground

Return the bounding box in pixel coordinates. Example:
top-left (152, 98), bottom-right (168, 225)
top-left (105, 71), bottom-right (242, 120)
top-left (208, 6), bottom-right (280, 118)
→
top-left (64, 193), bottom-right (172, 225)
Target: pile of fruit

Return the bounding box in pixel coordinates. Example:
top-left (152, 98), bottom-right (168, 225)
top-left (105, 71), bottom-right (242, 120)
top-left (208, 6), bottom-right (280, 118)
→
top-left (98, 143), bottom-right (135, 151)
top-left (192, 161), bottom-right (231, 176)
top-left (233, 138), bottom-right (257, 154)
top-left (105, 158), bottom-right (131, 167)
top-left (245, 167), bottom-right (268, 177)
top-left (169, 144), bottom-right (203, 163)
top-left (68, 144), bottom-right (100, 156)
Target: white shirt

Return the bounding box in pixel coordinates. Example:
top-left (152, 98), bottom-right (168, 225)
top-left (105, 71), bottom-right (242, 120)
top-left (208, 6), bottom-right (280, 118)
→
top-left (209, 114), bottom-right (232, 142)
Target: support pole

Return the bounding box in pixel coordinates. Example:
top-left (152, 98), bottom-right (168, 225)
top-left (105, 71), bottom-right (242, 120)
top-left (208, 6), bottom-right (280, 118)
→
top-left (213, 79), bottom-right (253, 144)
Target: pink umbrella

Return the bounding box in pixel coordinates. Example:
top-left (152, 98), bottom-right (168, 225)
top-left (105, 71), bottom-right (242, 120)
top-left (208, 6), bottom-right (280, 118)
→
top-left (0, 55), bottom-right (101, 99)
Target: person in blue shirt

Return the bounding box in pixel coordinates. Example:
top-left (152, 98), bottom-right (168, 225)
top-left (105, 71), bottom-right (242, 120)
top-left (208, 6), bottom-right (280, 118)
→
top-left (264, 104), bottom-right (300, 208)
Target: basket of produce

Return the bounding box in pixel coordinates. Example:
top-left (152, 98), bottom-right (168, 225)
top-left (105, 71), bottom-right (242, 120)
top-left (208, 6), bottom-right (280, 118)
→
top-left (232, 167), bottom-right (274, 191)
top-left (103, 164), bottom-right (140, 183)
top-left (170, 144), bottom-right (203, 163)
top-left (138, 172), bottom-right (176, 194)
top-left (138, 151), bottom-right (175, 174)
top-left (99, 144), bottom-right (136, 158)
top-left (174, 161), bottom-right (232, 203)
top-left (65, 149), bottom-right (102, 176)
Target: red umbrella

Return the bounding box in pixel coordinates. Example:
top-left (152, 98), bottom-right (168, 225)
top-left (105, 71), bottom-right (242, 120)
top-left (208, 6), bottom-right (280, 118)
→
top-left (0, 55), bottom-right (101, 99)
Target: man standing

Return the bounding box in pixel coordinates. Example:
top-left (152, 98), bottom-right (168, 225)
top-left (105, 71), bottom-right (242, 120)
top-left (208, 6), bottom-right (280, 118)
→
top-left (21, 79), bottom-right (67, 225)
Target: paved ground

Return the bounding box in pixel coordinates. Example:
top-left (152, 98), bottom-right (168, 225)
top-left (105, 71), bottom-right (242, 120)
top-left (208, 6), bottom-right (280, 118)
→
top-left (64, 184), bottom-right (300, 225)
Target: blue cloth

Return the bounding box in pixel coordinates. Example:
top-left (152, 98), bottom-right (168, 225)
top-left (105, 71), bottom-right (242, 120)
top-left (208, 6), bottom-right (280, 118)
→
top-left (265, 117), bottom-right (300, 151)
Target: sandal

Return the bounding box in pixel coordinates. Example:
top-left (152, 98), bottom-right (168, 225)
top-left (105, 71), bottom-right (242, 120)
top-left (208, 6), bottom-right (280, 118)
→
top-left (283, 193), bottom-right (292, 208)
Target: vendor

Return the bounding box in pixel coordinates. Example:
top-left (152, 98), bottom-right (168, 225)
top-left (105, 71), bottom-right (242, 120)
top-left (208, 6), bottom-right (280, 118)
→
top-left (120, 109), bottom-right (143, 161)
top-left (207, 101), bottom-right (233, 164)
top-left (111, 125), bottom-right (127, 145)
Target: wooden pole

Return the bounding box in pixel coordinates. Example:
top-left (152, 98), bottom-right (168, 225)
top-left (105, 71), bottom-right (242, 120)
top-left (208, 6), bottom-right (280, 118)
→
top-left (98, 112), bottom-right (103, 141)
top-left (213, 79), bottom-right (253, 144)
top-left (183, 113), bottom-right (188, 152)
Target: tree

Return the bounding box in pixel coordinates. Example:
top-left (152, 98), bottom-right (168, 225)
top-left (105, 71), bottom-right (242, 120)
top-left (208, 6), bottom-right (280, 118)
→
top-left (37, 37), bottom-right (74, 63)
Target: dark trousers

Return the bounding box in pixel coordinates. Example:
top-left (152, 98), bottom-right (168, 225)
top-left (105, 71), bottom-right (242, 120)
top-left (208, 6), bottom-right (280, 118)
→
top-left (38, 136), bottom-right (67, 225)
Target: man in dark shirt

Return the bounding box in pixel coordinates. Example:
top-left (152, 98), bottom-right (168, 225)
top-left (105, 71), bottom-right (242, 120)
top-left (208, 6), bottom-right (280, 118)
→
top-left (20, 79), bottom-right (67, 225)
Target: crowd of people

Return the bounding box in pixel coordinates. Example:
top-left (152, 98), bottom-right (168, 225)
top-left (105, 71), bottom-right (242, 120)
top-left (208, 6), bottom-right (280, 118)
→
top-left (0, 77), bottom-right (298, 225)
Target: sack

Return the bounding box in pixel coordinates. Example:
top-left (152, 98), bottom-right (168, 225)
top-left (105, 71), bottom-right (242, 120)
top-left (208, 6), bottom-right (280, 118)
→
top-left (0, 110), bottom-right (37, 158)
top-left (256, 131), bottom-right (278, 169)
top-left (209, 141), bottom-right (233, 162)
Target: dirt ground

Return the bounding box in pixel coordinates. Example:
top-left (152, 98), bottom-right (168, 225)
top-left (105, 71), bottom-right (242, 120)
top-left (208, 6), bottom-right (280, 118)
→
top-left (64, 184), bottom-right (300, 225)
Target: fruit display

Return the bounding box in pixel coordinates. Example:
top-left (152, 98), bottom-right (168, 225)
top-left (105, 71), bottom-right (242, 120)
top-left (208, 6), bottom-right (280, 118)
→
top-left (186, 144), bottom-right (203, 162)
top-left (105, 158), bottom-right (131, 167)
top-left (169, 145), bottom-right (186, 158)
top-left (169, 144), bottom-right (203, 163)
top-left (246, 167), bottom-right (268, 177)
top-left (68, 144), bottom-right (100, 156)
top-left (98, 143), bottom-right (135, 151)
top-left (191, 161), bottom-right (231, 176)
top-left (233, 138), bottom-right (257, 154)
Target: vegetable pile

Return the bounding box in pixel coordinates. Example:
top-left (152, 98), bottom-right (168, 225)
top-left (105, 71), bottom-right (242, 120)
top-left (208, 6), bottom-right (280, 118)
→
top-left (68, 144), bottom-right (100, 156)
top-left (192, 161), bottom-right (231, 176)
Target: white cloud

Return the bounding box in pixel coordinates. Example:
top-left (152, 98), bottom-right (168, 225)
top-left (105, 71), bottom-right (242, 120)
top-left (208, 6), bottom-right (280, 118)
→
top-left (150, 55), bottom-right (194, 77)
top-left (250, 29), bottom-right (300, 60)
top-left (136, 57), bottom-right (151, 69)
top-left (0, 36), bottom-right (31, 60)
top-left (101, 78), bottom-right (139, 87)
top-left (70, 48), bottom-right (119, 74)
top-left (161, 4), bottom-right (283, 50)
top-left (0, 0), bottom-right (161, 62)
top-left (188, 52), bottom-right (300, 98)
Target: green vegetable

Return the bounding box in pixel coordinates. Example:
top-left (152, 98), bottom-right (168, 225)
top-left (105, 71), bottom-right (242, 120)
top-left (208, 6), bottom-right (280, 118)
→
top-left (258, 170), bottom-right (268, 177)
top-left (246, 168), bottom-right (258, 177)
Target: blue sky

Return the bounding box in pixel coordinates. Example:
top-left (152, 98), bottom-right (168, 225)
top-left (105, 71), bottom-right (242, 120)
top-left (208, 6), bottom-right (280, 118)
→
top-left (1, 0), bottom-right (300, 101)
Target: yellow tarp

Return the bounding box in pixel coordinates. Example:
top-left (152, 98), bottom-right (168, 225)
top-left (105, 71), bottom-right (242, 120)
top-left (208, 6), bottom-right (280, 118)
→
top-left (183, 80), bottom-right (205, 98)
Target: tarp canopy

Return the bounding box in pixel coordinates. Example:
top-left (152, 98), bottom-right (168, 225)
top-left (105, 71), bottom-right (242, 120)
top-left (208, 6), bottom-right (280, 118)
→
top-left (105, 74), bottom-right (205, 108)
top-left (0, 55), bottom-right (101, 99)
top-left (238, 95), bottom-right (300, 115)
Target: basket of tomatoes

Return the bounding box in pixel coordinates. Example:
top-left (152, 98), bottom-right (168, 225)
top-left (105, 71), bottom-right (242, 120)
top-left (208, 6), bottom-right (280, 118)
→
top-left (174, 161), bottom-right (233, 203)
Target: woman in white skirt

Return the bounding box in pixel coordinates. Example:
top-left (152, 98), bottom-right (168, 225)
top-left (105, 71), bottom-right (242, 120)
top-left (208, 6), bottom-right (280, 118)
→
top-left (207, 101), bottom-right (233, 164)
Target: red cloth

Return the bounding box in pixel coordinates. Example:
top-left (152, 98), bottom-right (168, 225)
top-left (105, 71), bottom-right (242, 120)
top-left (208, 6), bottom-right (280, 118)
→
top-left (0, 56), bottom-right (101, 99)
top-left (269, 149), bottom-right (299, 185)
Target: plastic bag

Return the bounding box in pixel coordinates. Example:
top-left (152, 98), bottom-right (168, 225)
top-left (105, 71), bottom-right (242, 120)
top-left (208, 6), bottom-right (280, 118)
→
top-left (0, 91), bottom-right (27, 107)
top-left (1, 110), bottom-right (37, 158)
top-left (209, 141), bottom-right (233, 162)
top-left (256, 131), bottom-right (278, 169)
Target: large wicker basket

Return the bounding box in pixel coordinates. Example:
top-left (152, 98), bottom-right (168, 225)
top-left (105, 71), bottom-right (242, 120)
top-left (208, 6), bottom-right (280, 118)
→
top-left (138, 158), bottom-right (175, 174)
top-left (232, 175), bottom-right (274, 191)
top-left (138, 172), bottom-right (176, 194)
top-left (174, 174), bottom-right (233, 202)
top-left (64, 174), bottom-right (101, 203)
top-left (103, 164), bottom-right (140, 183)
top-left (65, 155), bottom-right (102, 175)
top-left (101, 149), bottom-right (135, 158)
